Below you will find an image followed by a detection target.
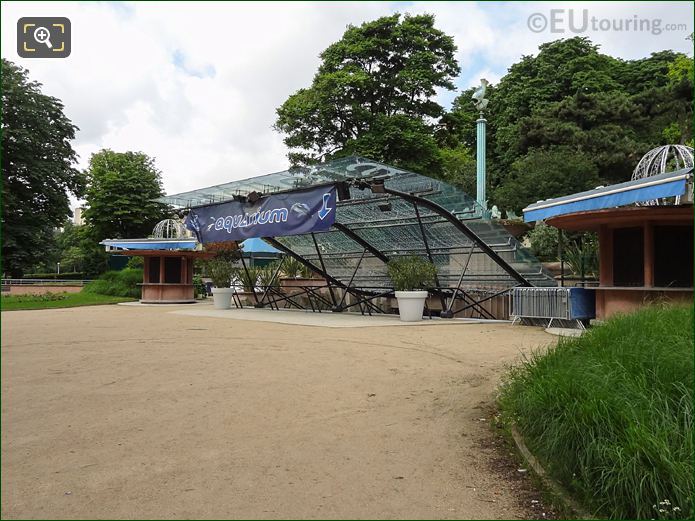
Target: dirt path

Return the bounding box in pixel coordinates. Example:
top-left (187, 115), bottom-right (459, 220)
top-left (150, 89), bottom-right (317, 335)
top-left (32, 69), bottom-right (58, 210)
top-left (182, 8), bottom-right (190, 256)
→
top-left (1, 305), bottom-right (552, 519)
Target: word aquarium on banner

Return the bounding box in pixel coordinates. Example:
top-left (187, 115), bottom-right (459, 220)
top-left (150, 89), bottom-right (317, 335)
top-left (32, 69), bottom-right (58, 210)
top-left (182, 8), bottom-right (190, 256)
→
top-left (184, 185), bottom-right (337, 243)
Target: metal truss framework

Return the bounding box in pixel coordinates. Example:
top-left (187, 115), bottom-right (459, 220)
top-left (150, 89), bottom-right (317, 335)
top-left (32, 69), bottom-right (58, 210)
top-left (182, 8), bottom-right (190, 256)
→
top-left (160, 157), bottom-right (556, 319)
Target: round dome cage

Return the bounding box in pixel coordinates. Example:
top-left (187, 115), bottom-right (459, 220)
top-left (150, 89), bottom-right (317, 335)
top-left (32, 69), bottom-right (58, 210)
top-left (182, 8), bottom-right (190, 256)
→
top-left (631, 144), bottom-right (694, 205)
top-left (152, 218), bottom-right (190, 239)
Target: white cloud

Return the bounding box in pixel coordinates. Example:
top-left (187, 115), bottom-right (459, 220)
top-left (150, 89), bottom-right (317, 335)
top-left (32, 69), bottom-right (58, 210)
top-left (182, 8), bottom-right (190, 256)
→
top-left (1, 1), bottom-right (692, 202)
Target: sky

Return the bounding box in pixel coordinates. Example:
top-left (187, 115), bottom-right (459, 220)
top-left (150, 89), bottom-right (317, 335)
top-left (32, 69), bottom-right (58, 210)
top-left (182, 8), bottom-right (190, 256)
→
top-left (1, 1), bottom-right (693, 206)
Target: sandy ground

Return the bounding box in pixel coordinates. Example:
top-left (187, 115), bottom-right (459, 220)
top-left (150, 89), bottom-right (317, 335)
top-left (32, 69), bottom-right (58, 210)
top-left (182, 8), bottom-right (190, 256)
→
top-left (1, 304), bottom-right (553, 519)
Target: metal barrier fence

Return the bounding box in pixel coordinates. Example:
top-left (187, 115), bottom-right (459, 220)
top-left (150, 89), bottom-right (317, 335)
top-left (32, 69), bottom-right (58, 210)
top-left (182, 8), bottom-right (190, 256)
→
top-left (2, 279), bottom-right (93, 286)
top-left (510, 287), bottom-right (595, 328)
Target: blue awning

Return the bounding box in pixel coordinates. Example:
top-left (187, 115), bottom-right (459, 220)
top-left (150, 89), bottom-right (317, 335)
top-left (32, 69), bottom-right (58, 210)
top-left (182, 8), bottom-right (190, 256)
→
top-left (241, 237), bottom-right (281, 254)
top-left (100, 239), bottom-right (198, 251)
top-left (523, 168), bottom-right (692, 222)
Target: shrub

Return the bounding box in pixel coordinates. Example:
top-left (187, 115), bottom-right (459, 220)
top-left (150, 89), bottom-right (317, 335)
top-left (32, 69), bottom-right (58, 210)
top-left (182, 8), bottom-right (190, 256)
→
top-left (235, 266), bottom-right (260, 292)
top-left (280, 256), bottom-right (302, 278)
top-left (563, 234), bottom-right (599, 277)
top-left (192, 274), bottom-right (207, 298)
top-left (83, 268), bottom-right (143, 298)
top-left (2, 292), bottom-right (68, 303)
top-left (126, 256), bottom-right (144, 269)
top-left (526, 222), bottom-right (558, 262)
top-left (257, 264), bottom-right (281, 289)
top-left (205, 259), bottom-right (234, 288)
top-left (499, 305), bottom-right (693, 519)
top-left (387, 256), bottom-right (437, 291)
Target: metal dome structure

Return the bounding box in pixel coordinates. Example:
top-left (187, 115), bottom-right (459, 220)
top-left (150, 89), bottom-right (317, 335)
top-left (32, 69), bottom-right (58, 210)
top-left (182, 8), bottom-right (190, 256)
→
top-left (631, 145), bottom-right (694, 205)
top-left (152, 218), bottom-right (190, 239)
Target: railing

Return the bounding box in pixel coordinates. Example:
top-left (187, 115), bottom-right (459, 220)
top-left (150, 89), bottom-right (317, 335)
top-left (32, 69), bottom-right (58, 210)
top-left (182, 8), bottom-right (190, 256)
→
top-left (2, 278), bottom-right (93, 286)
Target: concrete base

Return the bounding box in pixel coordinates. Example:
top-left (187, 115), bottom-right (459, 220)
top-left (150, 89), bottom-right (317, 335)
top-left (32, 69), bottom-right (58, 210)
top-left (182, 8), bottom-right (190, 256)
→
top-left (170, 305), bottom-right (506, 329)
top-left (595, 287), bottom-right (692, 319)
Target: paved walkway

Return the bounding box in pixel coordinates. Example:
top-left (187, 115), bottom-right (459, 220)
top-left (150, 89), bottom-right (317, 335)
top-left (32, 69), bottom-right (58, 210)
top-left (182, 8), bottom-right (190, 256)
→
top-left (164, 302), bottom-right (504, 328)
top-left (2, 304), bottom-right (552, 519)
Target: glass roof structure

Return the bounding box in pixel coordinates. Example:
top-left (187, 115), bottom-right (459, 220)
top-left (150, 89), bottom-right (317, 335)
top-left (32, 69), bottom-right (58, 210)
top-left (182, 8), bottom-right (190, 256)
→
top-left (158, 157), bottom-right (555, 301)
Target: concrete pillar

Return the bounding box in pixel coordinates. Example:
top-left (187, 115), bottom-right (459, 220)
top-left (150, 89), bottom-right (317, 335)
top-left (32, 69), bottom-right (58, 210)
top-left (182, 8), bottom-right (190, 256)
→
top-left (159, 256), bottom-right (165, 284)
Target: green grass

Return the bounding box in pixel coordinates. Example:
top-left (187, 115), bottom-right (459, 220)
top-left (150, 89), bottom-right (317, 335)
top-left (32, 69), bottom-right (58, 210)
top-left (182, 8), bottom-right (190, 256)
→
top-left (1, 291), bottom-right (134, 310)
top-left (499, 304), bottom-right (693, 519)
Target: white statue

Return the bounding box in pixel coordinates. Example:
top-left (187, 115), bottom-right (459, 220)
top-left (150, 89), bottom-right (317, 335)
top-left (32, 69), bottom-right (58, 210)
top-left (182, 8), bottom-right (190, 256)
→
top-left (472, 78), bottom-right (489, 112)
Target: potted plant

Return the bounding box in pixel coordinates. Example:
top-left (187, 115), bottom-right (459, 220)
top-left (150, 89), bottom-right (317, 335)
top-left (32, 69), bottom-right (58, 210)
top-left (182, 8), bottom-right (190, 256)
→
top-left (387, 256), bottom-right (437, 322)
top-left (205, 242), bottom-right (241, 310)
top-left (235, 266), bottom-right (262, 306)
top-left (207, 259), bottom-right (236, 309)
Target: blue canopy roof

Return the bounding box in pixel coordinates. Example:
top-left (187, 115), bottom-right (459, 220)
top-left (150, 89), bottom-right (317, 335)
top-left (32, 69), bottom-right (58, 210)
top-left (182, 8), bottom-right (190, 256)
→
top-left (100, 238), bottom-right (198, 251)
top-left (523, 168), bottom-right (692, 222)
top-left (242, 237), bottom-right (280, 254)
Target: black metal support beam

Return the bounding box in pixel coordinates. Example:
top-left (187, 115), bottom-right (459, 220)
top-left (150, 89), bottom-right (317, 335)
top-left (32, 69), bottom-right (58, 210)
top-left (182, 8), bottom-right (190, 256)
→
top-left (450, 286), bottom-right (517, 318)
top-left (441, 243), bottom-right (476, 318)
top-left (332, 222), bottom-right (390, 263)
top-left (256, 256), bottom-right (285, 308)
top-left (336, 248), bottom-right (367, 310)
top-left (381, 186), bottom-right (532, 287)
top-left (413, 202), bottom-right (447, 310)
top-left (239, 253), bottom-right (259, 305)
top-left (311, 233), bottom-right (338, 307)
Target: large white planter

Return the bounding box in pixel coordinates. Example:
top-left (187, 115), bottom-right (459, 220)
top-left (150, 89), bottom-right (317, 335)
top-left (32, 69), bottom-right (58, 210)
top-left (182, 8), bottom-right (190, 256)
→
top-left (394, 291), bottom-right (428, 322)
top-left (212, 287), bottom-right (235, 310)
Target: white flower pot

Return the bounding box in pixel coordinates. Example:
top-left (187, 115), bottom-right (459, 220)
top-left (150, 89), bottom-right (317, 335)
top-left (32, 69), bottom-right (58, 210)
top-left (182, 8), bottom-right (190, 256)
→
top-left (212, 287), bottom-right (235, 309)
top-left (394, 291), bottom-right (428, 322)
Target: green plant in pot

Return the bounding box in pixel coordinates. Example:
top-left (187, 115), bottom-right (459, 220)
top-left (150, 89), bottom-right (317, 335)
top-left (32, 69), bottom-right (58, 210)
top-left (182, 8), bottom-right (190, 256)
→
top-left (281, 256), bottom-right (314, 279)
top-left (205, 242), bottom-right (241, 310)
top-left (258, 263), bottom-right (281, 289)
top-left (387, 256), bottom-right (437, 322)
top-left (236, 266), bottom-right (261, 293)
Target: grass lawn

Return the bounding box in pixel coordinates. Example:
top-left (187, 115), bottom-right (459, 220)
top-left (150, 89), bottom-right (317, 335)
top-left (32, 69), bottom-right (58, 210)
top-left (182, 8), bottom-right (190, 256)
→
top-left (499, 304), bottom-right (693, 519)
top-left (1, 292), bottom-right (135, 311)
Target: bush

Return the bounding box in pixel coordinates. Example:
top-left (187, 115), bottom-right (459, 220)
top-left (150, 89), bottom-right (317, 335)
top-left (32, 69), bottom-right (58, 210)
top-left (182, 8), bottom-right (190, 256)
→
top-left (22, 272), bottom-right (85, 280)
top-left (526, 222), bottom-right (558, 262)
top-left (204, 259), bottom-right (235, 288)
top-left (126, 256), bottom-right (144, 269)
top-left (83, 268), bottom-right (143, 298)
top-left (235, 266), bottom-right (261, 292)
top-left (257, 263), bottom-right (281, 289)
top-left (387, 256), bottom-right (437, 291)
top-left (499, 305), bottom-right (693, 519)
top-left (192, 274), bottom-right (207, 298)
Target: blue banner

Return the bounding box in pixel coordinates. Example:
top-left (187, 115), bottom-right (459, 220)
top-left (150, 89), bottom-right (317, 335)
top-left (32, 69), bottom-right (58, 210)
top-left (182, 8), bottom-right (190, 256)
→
top-left (184, 185), bottom-right (337, 243)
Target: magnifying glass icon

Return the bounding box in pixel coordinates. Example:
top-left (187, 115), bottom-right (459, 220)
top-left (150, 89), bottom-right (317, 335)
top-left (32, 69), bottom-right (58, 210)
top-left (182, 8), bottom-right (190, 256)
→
top-left (33, 26), bottom-right (53, 49)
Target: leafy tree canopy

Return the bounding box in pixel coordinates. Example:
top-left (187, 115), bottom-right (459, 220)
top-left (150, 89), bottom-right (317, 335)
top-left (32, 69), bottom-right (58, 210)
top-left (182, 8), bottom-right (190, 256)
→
top-left (83, 150), bottom-right (169, 241)
top-left (275, 13), bottom-right (460, 173)
top-left (448, 37), bottom-right (693, 212)
top-left (1, 59), bottom-right (85, 277)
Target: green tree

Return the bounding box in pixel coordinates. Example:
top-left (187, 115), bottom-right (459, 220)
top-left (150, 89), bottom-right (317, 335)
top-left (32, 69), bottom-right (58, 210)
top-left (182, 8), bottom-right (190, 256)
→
top-left (495, 147), bottom-right (600, 213)
top-left (1, 59), bottom-right (85, 277)
top-left (274, 13), bottom-right (459, 174)
top-left (447, 37), bottom-right (692, 211)
top-left (438, 144), bottom-right (476, 196)
top-left (83, 150), bottom-right (169, 241)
